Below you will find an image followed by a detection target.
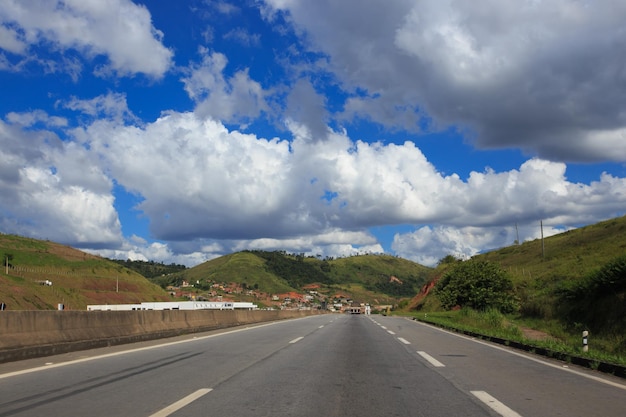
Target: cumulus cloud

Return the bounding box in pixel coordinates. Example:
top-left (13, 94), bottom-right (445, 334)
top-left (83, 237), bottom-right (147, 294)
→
top-left (61, 92), bottom-right (139, 124)
top-left (0, 23), bottom-right (26, 54)
top-left (3, 0), bottom-right (626, 267)
top-left (3, 98), bottom-right (626, 264)
top-left (49, 93), bottom-right (625, 259)
top-left (0, 0), bottom-right (173, 78)
top-left (262, 0), bottom-right (626, 162)
top-left (0, 114), bottom-right (122, 247)
top-left (72, 111), bottom-right (302, 241)
top-left (285, 78), bottom-right (329, 141)
top-left (392, 223), bottom-right (568, 267)
top-left (88, 238), bottom-right (213, 267)
top-left (182, 48), bottom-right (270, 123)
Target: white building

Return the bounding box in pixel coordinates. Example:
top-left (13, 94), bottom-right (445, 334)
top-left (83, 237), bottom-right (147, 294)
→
top-left (87, 301), bottom-right (258, 311)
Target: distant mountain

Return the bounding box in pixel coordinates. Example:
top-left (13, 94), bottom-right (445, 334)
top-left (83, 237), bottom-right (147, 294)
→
top-left (110, 259), bottom-right (187, 279)
top-left (163, 250), bottom-right (432, 304)
top-left (0, 234), bottom-right (169, 310)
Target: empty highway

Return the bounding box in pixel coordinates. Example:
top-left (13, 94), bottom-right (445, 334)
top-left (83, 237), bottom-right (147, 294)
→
top-left (1, 314), bottom-right (625, 417)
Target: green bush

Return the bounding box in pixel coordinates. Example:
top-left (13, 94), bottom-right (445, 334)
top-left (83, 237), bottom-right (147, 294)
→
top-left (558, 255), bottom-right (626, 333)
top-left (435, 260), bottom-right (518, 313)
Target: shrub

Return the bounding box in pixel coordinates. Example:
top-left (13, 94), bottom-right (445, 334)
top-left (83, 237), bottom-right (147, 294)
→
top-left (558, 255), bottom-right (626, 333)
top-left (435, 260), bottom-right (519, 313)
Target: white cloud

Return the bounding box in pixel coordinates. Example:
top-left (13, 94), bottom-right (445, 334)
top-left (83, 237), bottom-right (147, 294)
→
top-left (0, 23), bottom-right (27, 54)
top-left (88, 239), bottom-right (214, 267)
top-left (392, 223), bottom-right (567, 267)
top-left (211, 1), bottom-right (241, 16)
top-left (223, 27), bottom-right (261, 47)
top-left (3, 1), bottom-right (626, 269)
top-left (60, 100), bottom-right (626, 264)
top-left (3, 87), bottom-right (626, 266)
top-left (61, 92), bottom-right (139, 124)
top-left (285, 78), bottom-right (329, 141)
top-left (182, 49), bottom-right (270, 123)
top-left (262, 0), bottom-right (626, 162)
top-left (0, 0), bottom-right (173, 78)
top-left (73, 111), bottom-right (299, 241)
top-left (0, 116), bottom-right (122, 247)
top-left (6, 110), bottom-right (67, 127)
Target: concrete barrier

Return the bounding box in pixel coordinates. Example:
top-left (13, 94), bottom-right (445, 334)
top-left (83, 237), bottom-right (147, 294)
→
top-left (0, 309), bottom-right (323, 363)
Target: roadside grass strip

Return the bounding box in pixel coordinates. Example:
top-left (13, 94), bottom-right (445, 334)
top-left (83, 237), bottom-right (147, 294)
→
top-left (412, 319), bottom-right (626, 390)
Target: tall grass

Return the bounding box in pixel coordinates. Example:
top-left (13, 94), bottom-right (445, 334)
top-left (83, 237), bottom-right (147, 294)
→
top-left (411, 309), bottom-right (626, 366)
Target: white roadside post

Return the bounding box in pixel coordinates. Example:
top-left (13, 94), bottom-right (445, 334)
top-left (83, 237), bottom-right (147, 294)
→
top-left (582, 330), bottom-right (589, 352)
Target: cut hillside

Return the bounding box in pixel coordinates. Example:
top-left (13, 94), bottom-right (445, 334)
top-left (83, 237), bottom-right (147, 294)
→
top-left (0, 234), bottom-right (170, 310)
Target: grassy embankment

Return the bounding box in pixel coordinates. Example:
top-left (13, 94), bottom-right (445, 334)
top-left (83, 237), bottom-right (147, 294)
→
top-left (407, 215), bottom-right (626, 365)
top-left (0, 234), bottom-right (169, 310)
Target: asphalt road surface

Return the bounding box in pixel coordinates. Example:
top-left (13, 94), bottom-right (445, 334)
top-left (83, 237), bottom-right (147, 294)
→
top-left (1, 314), bottom-right (625, 417)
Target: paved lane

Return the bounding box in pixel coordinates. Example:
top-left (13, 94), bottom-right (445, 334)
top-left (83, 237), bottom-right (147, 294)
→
top-left (0, 317), bottom-right (328, 417)
top-left (2, 314), bottom-right (625, 417)
top-left (372, 315), bottom-right (626, 417)
top-left (183, 314), bottom-right (488, 417)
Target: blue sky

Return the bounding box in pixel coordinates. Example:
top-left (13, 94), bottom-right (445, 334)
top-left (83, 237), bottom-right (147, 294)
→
top-left (1, 0), bottom-right (626, 266)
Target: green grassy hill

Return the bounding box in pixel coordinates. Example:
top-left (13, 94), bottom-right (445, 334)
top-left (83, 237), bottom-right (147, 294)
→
top-left (325, 253), bottom-right (431, 295)
top-left (166, 251), bottom-right (432, 305)
top-left (168, 251), bottom-right (297, 294)
top-left (477, 216), bottom-right (626, 319)
top-left (0, 234), bottom-right (170, 310)
top-left (412, 215), bottom-right (626, 354)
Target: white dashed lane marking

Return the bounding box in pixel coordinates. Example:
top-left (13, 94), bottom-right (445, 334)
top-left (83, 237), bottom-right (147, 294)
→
top-left (149, 388), bottom-right (213, 417)
top-left (471, 391), bottom-right (523, 417)
top-left (417, 351), bottom-right (445, 368)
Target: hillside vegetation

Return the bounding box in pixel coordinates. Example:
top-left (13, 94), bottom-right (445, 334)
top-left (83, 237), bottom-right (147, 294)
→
top-left (0, 232), bottom-right (432, 310)
top-left (411, 215), bottom-right (626, 355)
top-left (478, 216), bottom-right (626, 322)
top-left (164, 251), bottom-right (432, 305)
top-left (110, 259), bottom-right (187, 279)
top-left (0, 234), bottom-right (169, 310)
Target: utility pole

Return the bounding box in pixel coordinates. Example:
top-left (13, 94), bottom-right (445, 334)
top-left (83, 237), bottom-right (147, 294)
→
top-left (539, 220), bottom-right (546, 258)
top-left (515, 222), bottom-right (520, 245)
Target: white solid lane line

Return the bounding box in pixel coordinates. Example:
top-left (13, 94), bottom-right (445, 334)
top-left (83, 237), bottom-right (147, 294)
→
top-left (417, 351), bottom-right (445, 368)
top-left (149, 388), bottom-right (213, 417)
top-left (410, 319), bottom-right (626, 391)
top-left (289, 336), bottom-right (304, 344)
top-left (471, 391), bottom-right (523, 417)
